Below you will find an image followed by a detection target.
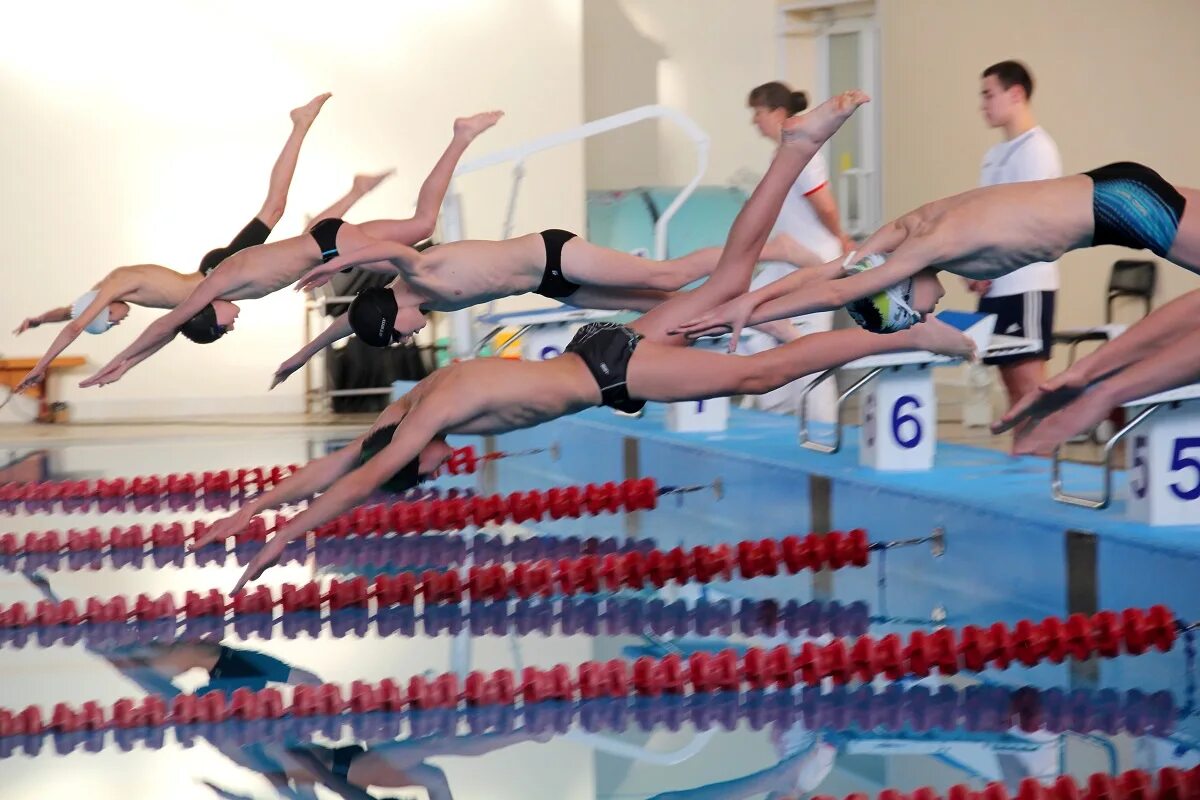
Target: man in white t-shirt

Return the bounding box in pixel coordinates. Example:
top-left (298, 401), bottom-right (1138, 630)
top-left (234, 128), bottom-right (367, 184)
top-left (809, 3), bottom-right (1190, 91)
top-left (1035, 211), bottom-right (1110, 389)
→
top-left (969, 60), bottom-right (1062, 414)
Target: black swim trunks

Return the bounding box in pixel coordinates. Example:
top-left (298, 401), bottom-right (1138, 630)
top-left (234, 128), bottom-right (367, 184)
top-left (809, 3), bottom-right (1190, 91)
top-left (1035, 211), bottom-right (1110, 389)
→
top-left (195, 646), bottom-right (291, 696)
top-left (1084, 162), bottom-right (1186, 257)
top-left (535, 229), bottom-right (582, 299)
top-left (309, 217), bottom-right (346, 264)
top-left (199, 217), bottom-right (272, 275)
top-left (564, 321), bottom-right (644, 413)
top-left (330, 744), bottom-right (365, 781)
top-left (359, 422), bottom-right (423, 494)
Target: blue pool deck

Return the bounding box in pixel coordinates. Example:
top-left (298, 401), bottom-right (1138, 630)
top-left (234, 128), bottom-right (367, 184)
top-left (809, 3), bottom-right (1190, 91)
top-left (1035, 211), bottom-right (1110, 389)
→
top-left (482, 402), bottom-right (1200, 689)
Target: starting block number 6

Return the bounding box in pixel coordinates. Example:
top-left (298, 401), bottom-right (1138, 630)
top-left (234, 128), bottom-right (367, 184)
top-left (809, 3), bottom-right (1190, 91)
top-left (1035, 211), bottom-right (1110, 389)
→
top-left (861, 367), bottom-right (935, 472)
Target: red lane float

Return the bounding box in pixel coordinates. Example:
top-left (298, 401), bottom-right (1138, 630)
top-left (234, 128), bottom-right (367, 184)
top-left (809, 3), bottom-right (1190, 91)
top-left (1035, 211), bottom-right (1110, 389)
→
top-left (0, 605), bottom-right (1180, 736)
top-left (0, 530), bottom-right (872, 629)
top-left (0, 445), bottom-right (547, 505)
top-left (2, 477), bottom-right (715, 556)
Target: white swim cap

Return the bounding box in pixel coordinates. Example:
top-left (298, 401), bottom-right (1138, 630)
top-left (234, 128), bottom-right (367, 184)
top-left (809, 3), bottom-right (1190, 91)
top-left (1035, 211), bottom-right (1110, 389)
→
top-left (71, 290), bottom-right (115, 334)
top-left (842, 253), bottom-right (920, 334)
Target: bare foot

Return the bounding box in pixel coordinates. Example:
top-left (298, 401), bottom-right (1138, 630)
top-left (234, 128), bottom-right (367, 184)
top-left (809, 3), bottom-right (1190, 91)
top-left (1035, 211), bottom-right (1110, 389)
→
top-left (761, 234), bottom-right (820, 268)
top-left (352, 168), bottom-right (395, 195)
top-left (290, 92), bottom-right (332, 127)
top-left (1013, 389), bottom-right (1114, 456)
top-left (454, 110), bottom-right (504, 141)
top-left (910, 317), bottom-right (977, 361)
top-left (781, 90), bottom-right (870, 148)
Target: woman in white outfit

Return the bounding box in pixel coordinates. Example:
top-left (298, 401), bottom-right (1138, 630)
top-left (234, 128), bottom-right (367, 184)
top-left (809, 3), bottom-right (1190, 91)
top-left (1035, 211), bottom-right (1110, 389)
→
top-left (740, 82), bottom-right (856, 421)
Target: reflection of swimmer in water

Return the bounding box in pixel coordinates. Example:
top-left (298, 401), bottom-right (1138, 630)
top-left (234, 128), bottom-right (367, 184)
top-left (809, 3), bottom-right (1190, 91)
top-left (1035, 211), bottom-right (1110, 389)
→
top-left (283, 726), bottom-right (554, 800)
top-left (24, 573), bottom-right (334, 800)
top-left (25, 573), bottom-right (551, 799)
top-left (646, 727), bottom-right (835, 800)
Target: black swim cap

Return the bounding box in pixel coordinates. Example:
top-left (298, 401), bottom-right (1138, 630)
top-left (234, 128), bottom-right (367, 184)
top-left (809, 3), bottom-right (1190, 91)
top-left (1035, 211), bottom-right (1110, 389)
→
top-left (348, 287), bottom-right (400, 348)
top-left (359, 422), bottom-right (424, 494)
top-left (179, 304), bottom-right (228, 344)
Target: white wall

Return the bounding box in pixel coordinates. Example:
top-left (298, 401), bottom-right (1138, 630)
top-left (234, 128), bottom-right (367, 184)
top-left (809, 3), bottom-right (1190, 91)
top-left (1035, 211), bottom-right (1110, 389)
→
top-left (0, 0), bottom-right (585, 422)
top-left (584, 0), bottom-right (779, 190)
top-left (876, 0), bottom-right (1200, 363)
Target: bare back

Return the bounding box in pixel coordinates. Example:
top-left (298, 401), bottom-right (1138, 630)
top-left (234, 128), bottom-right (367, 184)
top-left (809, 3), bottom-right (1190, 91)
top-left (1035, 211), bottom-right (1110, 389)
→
top-left (902, 175), bottom-right (1094, 279)
top-left (207, 234), bottom-right (326, 300)
top-left (398, 234), bottom-right (546, 311)
top-left (103, 265), bottom-right (205, 308)
top-left (402, 355), bottom-right (599, 436)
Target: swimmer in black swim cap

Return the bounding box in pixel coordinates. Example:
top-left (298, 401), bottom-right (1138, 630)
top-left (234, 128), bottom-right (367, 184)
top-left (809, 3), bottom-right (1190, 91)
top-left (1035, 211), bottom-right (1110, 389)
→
top-left (10, 93), bottom-right (394, 396)
top-left (204, 94), bottom-right (971, 594)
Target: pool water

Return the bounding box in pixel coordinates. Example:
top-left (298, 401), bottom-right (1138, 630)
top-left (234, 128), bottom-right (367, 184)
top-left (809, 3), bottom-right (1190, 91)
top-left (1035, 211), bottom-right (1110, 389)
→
top-left (1, 414), bottom-right (1198, 800)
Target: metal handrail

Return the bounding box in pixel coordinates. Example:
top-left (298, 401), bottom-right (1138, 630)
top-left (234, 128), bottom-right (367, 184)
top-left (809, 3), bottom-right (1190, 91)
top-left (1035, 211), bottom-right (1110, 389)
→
top-left (1051, 404), bottom-right (1162, 509)
top-left (799, 367), bottom-right (883, 454)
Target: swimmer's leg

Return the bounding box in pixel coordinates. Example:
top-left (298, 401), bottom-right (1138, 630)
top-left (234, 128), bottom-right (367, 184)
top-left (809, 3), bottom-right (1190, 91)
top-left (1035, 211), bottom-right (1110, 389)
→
top-left (628, 319), bottom-right (972, 402)
top-left (632, 91), bottom-right (869, 343)
top-left (309, 170), bottom-right (396, 226)
top-left (256, 93), bottom-right (332, 227)
top-left (353, 111), bottom-right (504, 245)
top-left (560, 234), bottom-right (819, 293)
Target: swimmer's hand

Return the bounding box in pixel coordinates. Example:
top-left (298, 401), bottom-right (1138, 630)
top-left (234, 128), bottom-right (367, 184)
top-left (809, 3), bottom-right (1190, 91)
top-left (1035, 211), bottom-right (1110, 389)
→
top-left (293, 261), bottom-right (342, 293)
top-left (667, 295), bottom-right (756, 352)
top-left (189, 509), bottom-right (254, 551)
top-left (231, 530), bottom-right (295, 595)
top-left (79, 358), bottom-right (130, 388)
top-left (270, 356), bottom-right (305, 391)
top-left (13, 317), bottom-right (41, 335)
top-left (990, 366), bottom-right (1103, 434)
top-left (11, 369), bottom-right (45, 396)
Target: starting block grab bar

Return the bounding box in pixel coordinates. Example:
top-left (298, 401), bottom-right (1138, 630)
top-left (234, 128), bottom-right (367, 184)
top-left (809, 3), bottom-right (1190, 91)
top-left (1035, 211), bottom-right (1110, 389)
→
top-left (796, 312), bottom-right (1039, 472)
top-left (1050, 382), bottom-right (1200, 526)
top-left (1051, 405), bottom-right (1161, 510)
top-left (798, 367), bottom-right (885, 455)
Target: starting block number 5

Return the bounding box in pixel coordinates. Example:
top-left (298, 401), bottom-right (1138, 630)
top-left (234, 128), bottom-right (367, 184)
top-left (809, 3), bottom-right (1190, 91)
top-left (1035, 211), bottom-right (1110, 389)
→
top-left (1127, 403), bottom-right (1200, 526)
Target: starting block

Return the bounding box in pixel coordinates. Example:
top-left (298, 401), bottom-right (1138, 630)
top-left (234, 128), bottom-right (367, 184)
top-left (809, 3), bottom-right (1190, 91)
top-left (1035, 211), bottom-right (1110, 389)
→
top-left (799, 311), bottom-right (1039, 471)
top-left (474, 307), bottom-right (623, 362)
top-left (1052, 381), bottom-right (1200, 526)
top-left (661, 322), bottom-right (811, 434)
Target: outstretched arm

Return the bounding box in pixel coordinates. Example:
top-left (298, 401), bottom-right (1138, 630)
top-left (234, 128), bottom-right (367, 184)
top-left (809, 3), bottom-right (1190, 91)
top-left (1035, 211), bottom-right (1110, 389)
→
top-left (294, 240), bottom-right (424, 292)
top-left (231, 403), bottom-right (444, 593)
top-left (10, 293), bottom-right (116, 394)
top-left (191, 436), bottom-right (369, 551)
top-left (1014, 324), bottom-right (1200, 456)
top-left (665, 258), bottom-right (845, 349)
top-left (993, 288), bottom-right (1200, 434)
top-left (80, 275), bottom-right (234, 387)
top-left (271, 313), bottom-right (354, 390)
top-left (747, 246), bottom-right (929, 325)
top-left (14, 305), bottom-right (73, 335)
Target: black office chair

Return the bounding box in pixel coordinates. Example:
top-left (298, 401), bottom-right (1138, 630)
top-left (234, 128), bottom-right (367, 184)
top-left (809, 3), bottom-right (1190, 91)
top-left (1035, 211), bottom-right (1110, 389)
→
top-left (1105, 258), bottom-right (1157, 322)
top-left (1052, 259), bottom-right (1157, 364)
